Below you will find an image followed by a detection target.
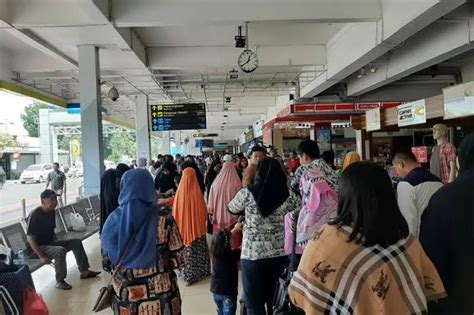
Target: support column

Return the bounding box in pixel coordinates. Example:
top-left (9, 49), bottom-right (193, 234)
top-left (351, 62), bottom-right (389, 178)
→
top-left (52, 130), bottom-right (59, 163)
top-left (78, 45), bottom-right (104, 196)
top-left (135, 94), bottom-right (151, 161)
top-left (162, 131), bottom-right (171, 155)
top-left (39, 109), bottom-right (53, 164)
top-left (175, 131), bottom-right (182, 155)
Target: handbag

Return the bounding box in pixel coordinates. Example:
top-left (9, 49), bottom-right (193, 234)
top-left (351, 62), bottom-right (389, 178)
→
top-left (23, 287), bottom-right (49, 315)
top-left (92, 210), bottom-right (155, 312)
top-left (273, 210), bottom-right (305, 315)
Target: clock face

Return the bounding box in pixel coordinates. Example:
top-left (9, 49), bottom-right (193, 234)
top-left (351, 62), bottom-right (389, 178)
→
top-left (238, 49), bottom-right (259, 73)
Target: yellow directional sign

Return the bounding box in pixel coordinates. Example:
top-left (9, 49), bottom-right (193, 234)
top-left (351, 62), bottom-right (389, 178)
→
top-left (72, 139), bottom-right (81, 159)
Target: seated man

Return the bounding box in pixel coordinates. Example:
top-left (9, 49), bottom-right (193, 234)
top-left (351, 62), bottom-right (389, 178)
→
top-left (26, 190), bottom-right (100, 290)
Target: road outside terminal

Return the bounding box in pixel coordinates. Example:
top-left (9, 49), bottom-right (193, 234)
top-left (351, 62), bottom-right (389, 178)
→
top-left (0, 178), bottom-right (83, 224)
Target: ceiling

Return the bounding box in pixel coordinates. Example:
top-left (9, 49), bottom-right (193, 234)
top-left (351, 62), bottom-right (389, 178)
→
top-left (0, 0), bottom-right (472, 141)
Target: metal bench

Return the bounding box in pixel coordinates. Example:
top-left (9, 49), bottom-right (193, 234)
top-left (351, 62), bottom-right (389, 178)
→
top-left (0, 223), bottom-right (44, 272)
top-left (71, 199), bottom-right (95, 226)
top-left (57, 205), bottom-right (98, 240)
top-left (86, 195), bottom-right (100, 226)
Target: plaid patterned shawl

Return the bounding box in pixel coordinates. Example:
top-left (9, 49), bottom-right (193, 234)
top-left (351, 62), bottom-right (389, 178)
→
top-left (289, 225), bottom-right (446, 314)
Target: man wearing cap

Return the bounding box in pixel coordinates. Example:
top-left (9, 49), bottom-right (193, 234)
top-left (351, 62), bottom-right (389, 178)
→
top-left (430, 124), bottom-right (457, 184)
top-left (26, 190), bottom-right (100, 290)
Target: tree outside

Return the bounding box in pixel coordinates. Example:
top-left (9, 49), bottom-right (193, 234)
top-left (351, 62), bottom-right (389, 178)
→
top-left (150, 136), bottom-right (163, 159)
top-left (0, 133), bottom-right (15, 156)
top-left (20, 101), bottom-right (49, 137)
top-left (107, 132), bottom-right (136, 162)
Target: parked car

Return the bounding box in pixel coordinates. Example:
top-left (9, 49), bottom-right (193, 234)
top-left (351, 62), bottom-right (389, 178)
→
top-left (19, 164), bottom-right (52, 184)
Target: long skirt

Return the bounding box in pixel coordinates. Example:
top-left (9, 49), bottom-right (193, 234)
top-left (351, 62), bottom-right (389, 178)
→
top-left (179, 236), bottom-right (211, 284)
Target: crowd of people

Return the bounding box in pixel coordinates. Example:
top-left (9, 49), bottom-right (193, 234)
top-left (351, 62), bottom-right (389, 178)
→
top-left (26, 130), bottom-right (473, 314)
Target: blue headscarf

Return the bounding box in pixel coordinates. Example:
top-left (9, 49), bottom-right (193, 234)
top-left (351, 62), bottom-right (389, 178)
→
top-left (101, 168), bottom-right (159, 269)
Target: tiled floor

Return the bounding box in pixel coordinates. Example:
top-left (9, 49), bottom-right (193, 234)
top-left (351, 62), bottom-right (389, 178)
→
top-left (33, 234), bottom-right (227, 315)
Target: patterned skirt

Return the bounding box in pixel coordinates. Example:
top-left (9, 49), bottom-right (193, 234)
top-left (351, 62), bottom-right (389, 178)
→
top-left (112, 270), bottom-right (182, 315)
top-left (179, 236), bottom-right (211, 284)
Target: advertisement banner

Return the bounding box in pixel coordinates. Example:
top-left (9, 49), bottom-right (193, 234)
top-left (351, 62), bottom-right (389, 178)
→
top-left (411, 146), bottom-right (428, 163)
top-left (316, 129), bottom-right (331, 152)
top-left (398, 99), bottom-right (426, 127)
top-left (443, 81), bottom-right (474, 120)
top-left (366, 108), bottom-right (381, 131)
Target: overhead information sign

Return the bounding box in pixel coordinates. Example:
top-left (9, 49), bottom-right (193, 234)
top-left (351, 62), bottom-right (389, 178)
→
top-left (150, 103), bottom-right (206, 131)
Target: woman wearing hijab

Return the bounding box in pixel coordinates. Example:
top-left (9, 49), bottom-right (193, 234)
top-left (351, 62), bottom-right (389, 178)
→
top-left (154, 161), bottom-right (178, 195)
top-left (205, 158), bottom-right (222, 195)
top-left (115, 163), bottom-right (130, 187)
top-left (339, 151), bottom-right (361, 175)
top-left (208, 158), bottom-right (242, 233)
top-left (289, 162), bottom-right (446, 314)
top-left (228, 158), bottom-right (300, 314)
top-left (101, 168), bottom-right (186, 315)
top-left (181, 160), bottom-right (206, 194)
top-left (99, 169), bottom-right (119, 233)
top-left (172, 167), bottom-right (211, 285)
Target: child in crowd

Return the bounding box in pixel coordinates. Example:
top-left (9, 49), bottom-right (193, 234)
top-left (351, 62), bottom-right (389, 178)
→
top-left (210, 226), bottom-right (242, 315)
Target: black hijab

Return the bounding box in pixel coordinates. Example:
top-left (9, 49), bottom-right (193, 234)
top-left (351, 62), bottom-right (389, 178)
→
top-left (205, 159), bottom-right (221, 190)
top-left (154, 161), bottom-right (177, 193)
top-left (100, 168), bottom-right (120, 232)
top-left (116, 163), bottom-right (131, 188)
top-left (248, 157), bottom-right (290, 216)
top-left (458, 133), bottom-right (474, 173)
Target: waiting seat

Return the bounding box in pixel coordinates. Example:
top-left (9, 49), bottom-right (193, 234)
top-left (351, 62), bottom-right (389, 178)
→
top-left (57, 205), bottom-right (98, 240)
top-left (88, 195), bottom-right (101, 216)
top-left (71, 199), bottom-right (95, 226)
top-left (0, 223), bottom-right (43, 272)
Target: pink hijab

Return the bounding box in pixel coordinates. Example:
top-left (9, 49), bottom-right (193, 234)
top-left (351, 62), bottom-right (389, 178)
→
top-left (207, 161), bottom-right (242, 233)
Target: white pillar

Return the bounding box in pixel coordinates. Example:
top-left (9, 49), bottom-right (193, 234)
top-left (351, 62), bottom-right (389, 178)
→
top-left (162, 131), bottom-right (171, 154)
top-left (39, 109), bottom-right (53, 164)
top-left (52, 130), bottom-right (59, 163)
top-left (175, 131), bottom-right (182, 155)
top-left (135, 94), bottom-right (151, 161)
top-left (78, 45), bottom-right (104, 196)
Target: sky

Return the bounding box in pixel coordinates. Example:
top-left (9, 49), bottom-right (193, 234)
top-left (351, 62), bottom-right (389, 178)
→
top-left (0, 90), bottom-right (36, 136)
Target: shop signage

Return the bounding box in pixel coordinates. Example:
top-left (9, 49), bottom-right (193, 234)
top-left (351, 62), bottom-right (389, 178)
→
top-left (366, 108), bottom-right (381, 131)
top-left (411, 146), bottom-right (428, 163)
top-left (277, 102), bottom-right (400, 117)
top-left (245, 129), bottom-right (254, 143)
top-left (443, 81), bottom-right (474, 120)
top-left (356, 103), bottom-right (381, 110)
top-left (397, 100), bottom-right (426, 127)
top-left (150, 103), bottom-right (206, 131)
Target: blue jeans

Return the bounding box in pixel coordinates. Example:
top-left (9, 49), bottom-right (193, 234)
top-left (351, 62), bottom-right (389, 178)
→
top-left (213, 294), bottom-right (237, 315)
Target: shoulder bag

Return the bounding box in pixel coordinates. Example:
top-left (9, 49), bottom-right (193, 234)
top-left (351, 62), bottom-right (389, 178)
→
top-left (92, 210), bottom-right (155, 312)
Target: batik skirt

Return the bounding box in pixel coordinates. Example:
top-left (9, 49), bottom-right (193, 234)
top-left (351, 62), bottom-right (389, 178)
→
top-left (179, 236), bottom-right (211, 284)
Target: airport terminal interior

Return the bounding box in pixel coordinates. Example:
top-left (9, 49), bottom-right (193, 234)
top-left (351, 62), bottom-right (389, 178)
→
top-left (0, 0), bottom-right (474, 314)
